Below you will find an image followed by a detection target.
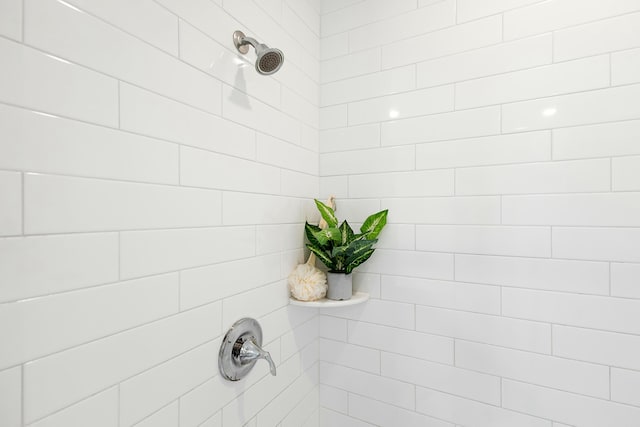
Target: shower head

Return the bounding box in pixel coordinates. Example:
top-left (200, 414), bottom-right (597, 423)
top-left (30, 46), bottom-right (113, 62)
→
top-left (233, 30), bottom-right (284, 75)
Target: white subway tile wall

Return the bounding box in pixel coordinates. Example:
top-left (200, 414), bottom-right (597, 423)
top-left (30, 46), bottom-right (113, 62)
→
top-left (319, 0), bottom-right (640, 426)
top-left (0, 0), bottom-right (320, 426)
top-left (3, 0), bottom-right (640, 425)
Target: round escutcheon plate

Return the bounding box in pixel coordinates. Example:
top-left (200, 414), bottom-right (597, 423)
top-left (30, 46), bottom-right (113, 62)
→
top-left (218, 317), bottom-right (263, 381)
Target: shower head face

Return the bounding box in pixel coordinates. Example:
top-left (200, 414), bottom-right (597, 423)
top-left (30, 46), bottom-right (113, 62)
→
top-left (233, 30), bottom-right (284, 75)
top-left (256, 48), bottom-right (284, 75)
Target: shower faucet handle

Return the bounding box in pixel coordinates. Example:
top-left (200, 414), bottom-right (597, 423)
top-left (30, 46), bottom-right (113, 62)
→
top-left (238, 338), bottom-right (277, 376)
top-left (219, 318), bottom-right (276, 381)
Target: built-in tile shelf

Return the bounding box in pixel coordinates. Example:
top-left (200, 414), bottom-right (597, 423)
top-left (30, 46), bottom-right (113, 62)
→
top-left (289, 292), bottom-right (369, 307)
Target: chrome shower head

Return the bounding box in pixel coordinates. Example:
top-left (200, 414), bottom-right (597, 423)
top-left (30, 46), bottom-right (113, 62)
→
top-left (256, 47), bottom-right (284, 75)
top-left (233, 30), bottom-right (284, 75)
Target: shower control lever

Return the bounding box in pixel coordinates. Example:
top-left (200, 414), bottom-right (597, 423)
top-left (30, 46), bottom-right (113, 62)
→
top-left (237, 337), bottom-right (276, 376)
top-left (219, 318), bottom-right (277, 381)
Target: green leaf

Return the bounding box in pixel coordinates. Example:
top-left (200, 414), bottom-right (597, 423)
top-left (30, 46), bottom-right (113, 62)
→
top-left (339, 220), bottom-right (354, 245)
top-left (346, 239), bottom-right (376, 258)
top-left (344, 240), bottom-right (376, 273)
top-left (314, 199), bottom-right (338, 228)
top-left (350, 233), bottom-right (367, 242)
top-left (331, 243), bottom-right (350, 272)
top-left (312, 227), bottom-right (341, 245)
top-left (305, 222), bottom-right (323, 249)
top-left (306, 244), bottom-right (335, 270)
top-left (331, 245), bottom-right (349, 258)
top-left (360, 209), bottom-right (388, 240)
top-left (328, 226), bottom-right (343, 244)
top-left (345, 249), bottom-right (375, 274)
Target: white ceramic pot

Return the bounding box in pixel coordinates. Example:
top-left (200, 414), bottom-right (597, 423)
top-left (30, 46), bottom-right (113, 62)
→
top-left (326, 272), bottom-right (353, 300)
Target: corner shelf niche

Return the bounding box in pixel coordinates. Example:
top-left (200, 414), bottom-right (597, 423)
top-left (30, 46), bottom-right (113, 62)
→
top-left (289, 292), bottom-right (369, 308)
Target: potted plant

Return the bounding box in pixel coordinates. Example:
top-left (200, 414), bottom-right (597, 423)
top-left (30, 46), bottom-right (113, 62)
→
top-left (305, 199), bottom-right (388, 300)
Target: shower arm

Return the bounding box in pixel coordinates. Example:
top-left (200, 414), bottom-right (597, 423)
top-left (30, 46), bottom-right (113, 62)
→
top-left (234, 33), bottom-right (263, 54)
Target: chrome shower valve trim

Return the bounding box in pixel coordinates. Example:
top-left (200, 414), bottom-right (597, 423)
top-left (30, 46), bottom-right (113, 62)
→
top-left (219, 318), bottom-right (276, 381)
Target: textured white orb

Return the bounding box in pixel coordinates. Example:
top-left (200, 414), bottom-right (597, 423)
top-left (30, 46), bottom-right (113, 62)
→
top-left (288, 263), bottom-right (327, 301)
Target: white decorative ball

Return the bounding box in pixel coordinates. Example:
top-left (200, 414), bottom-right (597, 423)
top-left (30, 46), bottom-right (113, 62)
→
top-left (288, 263), bottom-right (327, 301)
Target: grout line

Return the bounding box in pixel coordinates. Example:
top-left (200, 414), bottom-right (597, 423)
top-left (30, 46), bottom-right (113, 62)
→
top-left (413, 303), bottom-right (417, 331)
top-left (7, 222), bottom-right (640, 246)
top-left (196, 410), bottom-right (221, 427)
top-left (322, 326), bottom-right (640, 377)
top-left (117, 231), bottom-right (122, 280)
top-left (220, 288), bottom-right (225, 332)
top-left (279, 384), bottom-right (319, 427)
top-left (345, 101), bottom-right (350, 127)
top-left (116, 80), bottom-right (121, 129)
top-left (452, 168), bottom-right (457, 195)
top-left (346, 175), bottom-right (350, 198)
top-left (134, 399), bottom-right (181, 426)
top-left (325, 366), bottom-right (627, 425)
top-left (21, 172), bottom-right (25, 236)
top-left (346, 392), bottom-right (350, 415)
top-left (254, 132), bottom-right (258, 161)
top-left (454, 0), bottom-right (459, 24)
top-left (610, 157), bottom-right (614, 191)
top-left (453, 339), bottom-right (456, 366)
top-left (253, 224), bottom-right (258, 257)
top-left (453, 83), bottom-right (457, 111)
top-left (0, 166), bottom-right (318, 201)
top-left (21, 0), bottom-right (25, 42)
top-left (21, 364), bottom-right (25, 427)
top-left (413, 144), bottom-right (417, 171)
top-left (345, 30), bottom-right (352, 56)
top-left (310, 188), bottom-right (640, 200)
top-left (322, 36), bottom-right (634, 88)
top-left (176, 17), bottom-right (181, 59)
top-left (345, 331), bottom-right (625, 376)
top-left (177, 397), bottom-right (181, 426)
top-left (609, 52), bottom-right (613, 86)
top-left (177, 270), bottom-right (182, 312)
top-left (117, 384), bottom-right (121, 427)
top-left (177, 145), bottom-right (182, 186)
top-left (332, 354), bottom-right (640, 415)
top-left (282, 1), bottom-right (318, 37)
top-left (322, 116), bottom-right (640, 155)
top-left (0, 93), bottom-right (318, 168)
top-left (1, 221), bottom-right (299, 243)
top-left (452, 253), bottom-right (456, 280)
